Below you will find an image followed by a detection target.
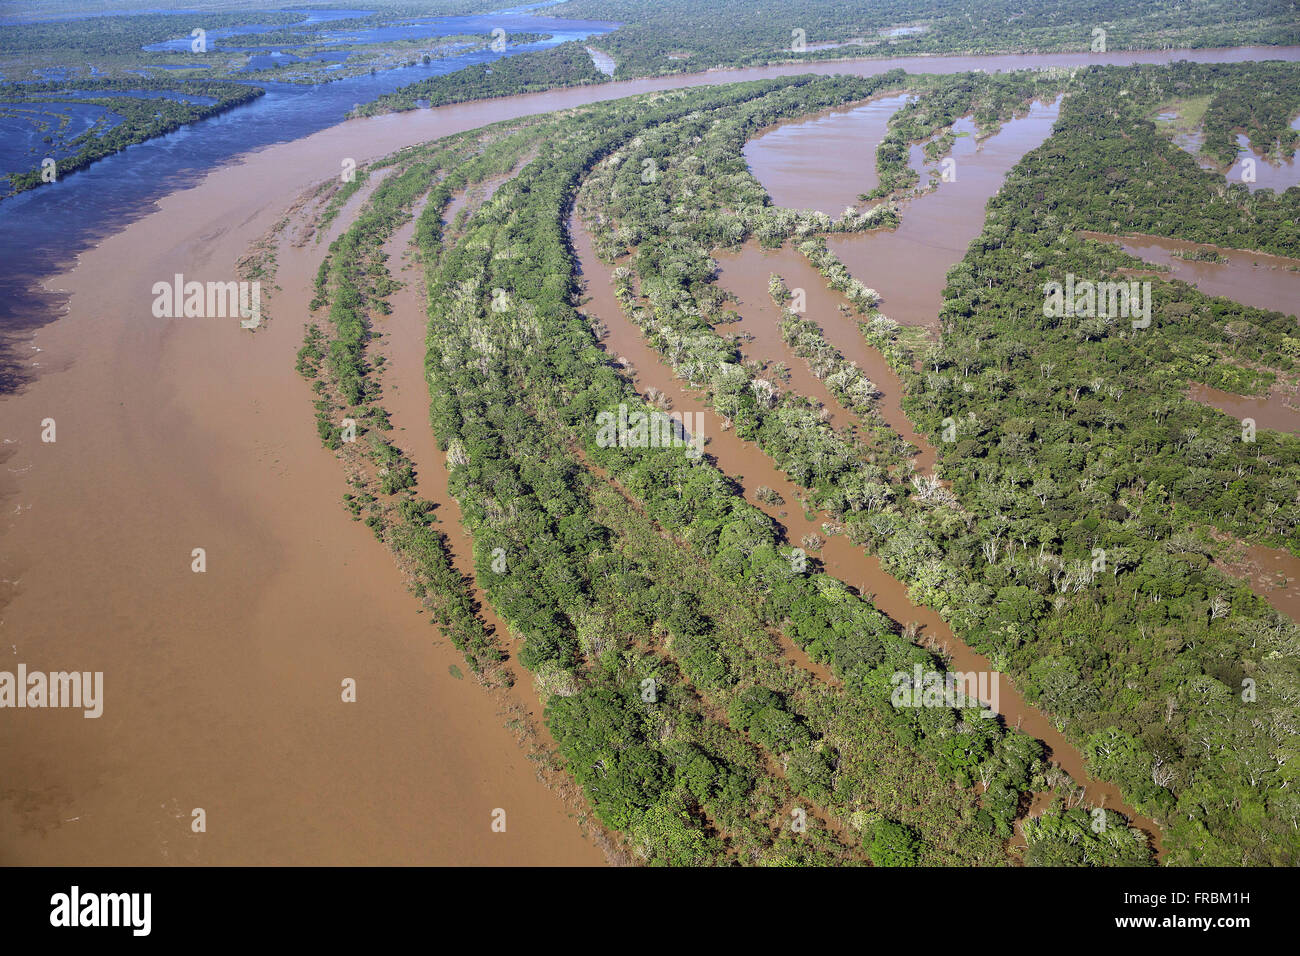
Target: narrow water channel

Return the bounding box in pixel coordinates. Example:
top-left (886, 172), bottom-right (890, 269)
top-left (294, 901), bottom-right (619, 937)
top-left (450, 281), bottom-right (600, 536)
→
top-left (570, 213), bottom-right (1165, 852)
top-left (712, 240), bottom-right (936, 472)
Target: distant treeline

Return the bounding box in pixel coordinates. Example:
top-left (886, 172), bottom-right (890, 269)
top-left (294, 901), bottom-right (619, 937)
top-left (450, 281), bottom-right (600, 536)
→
top-left (552, 0), bottom-right (1299, 77)
top-left (1202, 69), bottom-right (1300, 166)
top-left (352, 41), bottom-right (608, 116)
top-left (354, 0), bottom-right (1299, 117)
top-left (0, 7), bottom-right (481, 57)
top-left (0, 11), bottom-right (300, 56)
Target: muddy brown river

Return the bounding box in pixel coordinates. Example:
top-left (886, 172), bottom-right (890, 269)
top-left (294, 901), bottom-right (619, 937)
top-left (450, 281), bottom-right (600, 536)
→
top-left (6, 46), bottom-right (1297, 864)
top-left (0, 126), bottom-right (607, 867)
top-left (839, 98), bottom-right (1063, 331)
top-left (742, 93), bottom-right (914, 214)
top-left (1083, 232), bottom-right (1300, 317)
top-left (712, 240), bottom-right (936, 472)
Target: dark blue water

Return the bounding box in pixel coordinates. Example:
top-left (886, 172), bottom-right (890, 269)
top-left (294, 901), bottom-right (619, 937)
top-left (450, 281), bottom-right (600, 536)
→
top-left (0, 7), bottom-right (616, 379)
top-left (0, 101), bottom-right (125, 166)
top-left (238, 49), bottom-right (356, 72)
top-left (168, 10), bottom-right (580, 73)
top-left (0, 91), bottom-right (221, 177)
